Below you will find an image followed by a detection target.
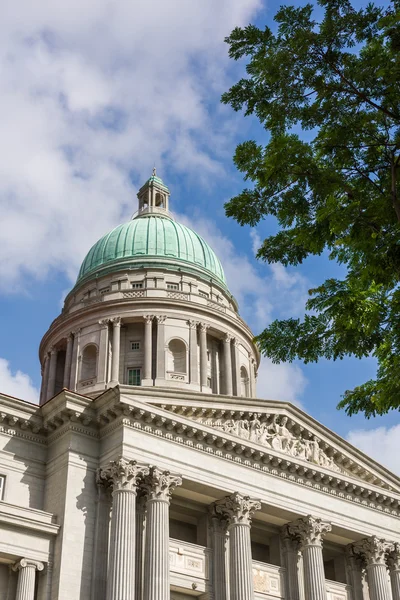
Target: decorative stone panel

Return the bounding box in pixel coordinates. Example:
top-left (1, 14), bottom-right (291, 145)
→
top-left (325, 580), bottom-right (351, 600)
top-left (252, 562), bottom-right (285, 598)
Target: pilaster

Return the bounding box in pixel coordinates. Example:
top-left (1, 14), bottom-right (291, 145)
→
top-left (110, 318), bottom-right (122, 384)
top-left (40, 353), bottom-right (50, 405)
top-left (199, 322), bottom-right (209, 389)
top-left (143, 316), bottom-right (154, 383)
top-left (388, 543), bottom-right (400, 600)
top-left (188, 320), bottom-right (199, 386)
top-left (281, 525), bottom-right (303, 600)
top-left (155, 315), bottom-right (167, 384)
top-left (91, 476), bottom-right (112, 600)
top-left (46, 347), bottom-right (58, 401)
top-left (233, 339), bottom-right (241, 396)
top-left (98, 320), bottom-right (109, 385)
top-left (345, 545), bottom-right (365, 600)
top-left (223, 333), bottom-right (233, 396)
top-left (209, 506), bottom-right (229, 600)
top-left (63, 333), bottom-right (74, 389)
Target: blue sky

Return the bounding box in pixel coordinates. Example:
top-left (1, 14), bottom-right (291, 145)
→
top-left (0, 0), bottom-right (399, 473)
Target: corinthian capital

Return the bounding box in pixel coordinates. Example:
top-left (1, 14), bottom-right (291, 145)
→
top-left (142, 466), bottom-right (182, 502)
top-left (155, 315), bottom-right (167, 324)
top-left (287, 515), bottom-right (331, 548)
top-left (353, 536), bottom-right (394, 566)
top-left (388, 543), bottom-right (400, 571)
top-left (223, 333), bottom-right (232, 344)
top-left (214, 492), bottom-right (261, 526)
top-left (110, 317), bottom-right (122, 326)
top-left (144, 315), bottom-right (154, 324)
top-left (199, 322), bottom-right (209, 332)
top-left (187, 319), bottom-right (199, 329)
top-left (97, 458), bottom-right (148, 493)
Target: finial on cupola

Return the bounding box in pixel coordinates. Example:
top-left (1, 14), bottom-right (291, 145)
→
top-left (136, 168), bottom-right (172, 219)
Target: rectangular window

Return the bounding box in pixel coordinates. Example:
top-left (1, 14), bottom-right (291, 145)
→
top-left (128, 368), bottom-right (141, 386)
top-left (167, 283), bottom-right (179, 291)
top-left (130, 341), bottom-right (140, 351)
top-left (99, 287), bottom-right (110, 295)
top-left (199, 290), bottom-right (209, 299)
top-left (132, 282), bottom-right (143, 289)
top-left (0, 476), bottom-right (5, 501)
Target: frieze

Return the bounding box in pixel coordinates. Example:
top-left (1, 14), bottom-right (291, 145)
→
top-left (193, 414), bottom-right (343, 474)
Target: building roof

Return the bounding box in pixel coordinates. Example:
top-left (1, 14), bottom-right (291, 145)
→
top-left (77, 213), bottom-right (226, 286)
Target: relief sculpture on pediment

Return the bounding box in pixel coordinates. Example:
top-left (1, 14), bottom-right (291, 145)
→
top-left (196, 414), bottom-right (342, 473)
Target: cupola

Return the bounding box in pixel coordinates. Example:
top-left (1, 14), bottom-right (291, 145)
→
top-left (137, 167), bottom-right (171, 217)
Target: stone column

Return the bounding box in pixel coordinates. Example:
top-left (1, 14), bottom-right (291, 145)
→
top-left (63, 333), bottom-right (74, 389)
top-left (46, 347), bottom-right (58, 401)
top-left (281, 525), bottom-right (303, 600)
top-left (209, 506), bottom-right (229, 600)
top-left (91, 476), bottom-right (112, 600)
top-left (13, 559), bottom-right (44, 600)
top-left (110, 317), bottom-right (122, 384)
top-left (288, 515), bottom-right (331, 600)
top-left (199, 323), bottom-right (209, 389)
top-left (249, 358), bottom-right (256, 398)
top-left (143, 316), bottom-right (153, 382)
top-left (223, 334), bottom-right (233, 396)
top-left (135, 492), bottom-right (147, 600)
top-left (389, 543), bottom-right (400, 600)
top-left (155, 316), bottom-right (166, 383)
top-left (233, 339), bottom-right (241, 396)
top-left (98, 458), bottom-right (149, 600)
top-left (97, 320), bottom-right (109, 385)
top-left (40, 353), bottom-right (50, 405)
top-left (69, 328), bottom-right (80, 391)
top-left (353, 537), bottom-right (393, 600)
top-left (188, 320), bottom-right (199, 386)
top-left (215, 492), bottom-right (261, 600)
top-left (345, 545), bottom-right (365, 600)
top-left (142, 466), bottom-right (182, 600)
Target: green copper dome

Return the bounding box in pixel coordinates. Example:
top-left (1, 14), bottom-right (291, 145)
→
top-left (77, 214), bottom-right (226, 286)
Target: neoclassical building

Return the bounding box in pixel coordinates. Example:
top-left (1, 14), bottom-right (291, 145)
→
top-left (0, 172), bottom-right (400, 600)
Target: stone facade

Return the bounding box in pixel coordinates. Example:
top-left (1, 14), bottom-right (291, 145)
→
top-left (1, 174), bottom-right (400, 599)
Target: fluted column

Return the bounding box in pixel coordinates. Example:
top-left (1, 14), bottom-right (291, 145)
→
top-left (215, 492), bottom-right (261, 600)
top-left (199, 323), bottom-right (209, 389)
top-left (143, 316), bottom-right (153, 382)
top-left (233, 339), bottom-right (241, 396)
top-left (13, 559), bottom-right (44, 600)
top-left (46, 347), bottom-right (58, 401)
top-left (389, 544), bottom-right (400, 600)
top-left (40, 353), bottom-right (50, 405)
top-left (135, 492), bottom-right (147, 600)
top-left (353, 537), bottom-right (393, 600)
top-left (142, 466), bottom-right (182, 600)
top-left (281, 525), bottom-right (302, 600)
top-left (98, 458), bottom-right (149, 600)
top-left (223, 334), bottom-right (233, 396)
top-left (188, 320), bottom-right (199, 386)
top-left (209, 506), bottom-right (229, 600)
top-left (288, 515), bottom-right (331, 600)
top-left (91, 477), bottom-right (112, 600)
top-left (63, 333), bottom-right (74, 389)
top-left (345, 545), bottom-right (365, 600)
top-left (110, 318), bottom-right (122, 384)
top-left (155, 315), bottom-right (166, 383)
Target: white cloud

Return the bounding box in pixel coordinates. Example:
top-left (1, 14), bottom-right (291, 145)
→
top-left (0, 359), bottom-right (39, 403)
top-left (256, 357), bottom-right (307, 406)
top-left (347, 425), bottom-right (400, 475)
top-left (0, 0), bottom-right (262, 291)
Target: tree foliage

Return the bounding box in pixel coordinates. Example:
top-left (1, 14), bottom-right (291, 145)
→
top-left (222, 0), bottom-right (400, 417)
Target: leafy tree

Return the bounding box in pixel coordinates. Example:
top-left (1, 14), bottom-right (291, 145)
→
top-left (222, 0), bottom-right (400, 417)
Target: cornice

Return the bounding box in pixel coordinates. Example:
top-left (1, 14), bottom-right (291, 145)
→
top-left (95, 394), bottom-right (400, 518)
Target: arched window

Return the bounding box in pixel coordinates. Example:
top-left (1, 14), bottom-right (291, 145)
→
top-left (240, 366), bottom-right (249, 397)
top-left (80, 344), bottom-right (97, 381)
top-left (167, 339), bottom-right (187, 373)
top-left (155, 192), bottom-right (164, 207)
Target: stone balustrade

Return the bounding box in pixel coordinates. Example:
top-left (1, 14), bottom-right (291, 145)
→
top-left (252, 561), bottom-right (285, 599)
top-left (325, 579), bottom-right (352, 600)
top-left (169, 538), bottom-right (210, 594)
